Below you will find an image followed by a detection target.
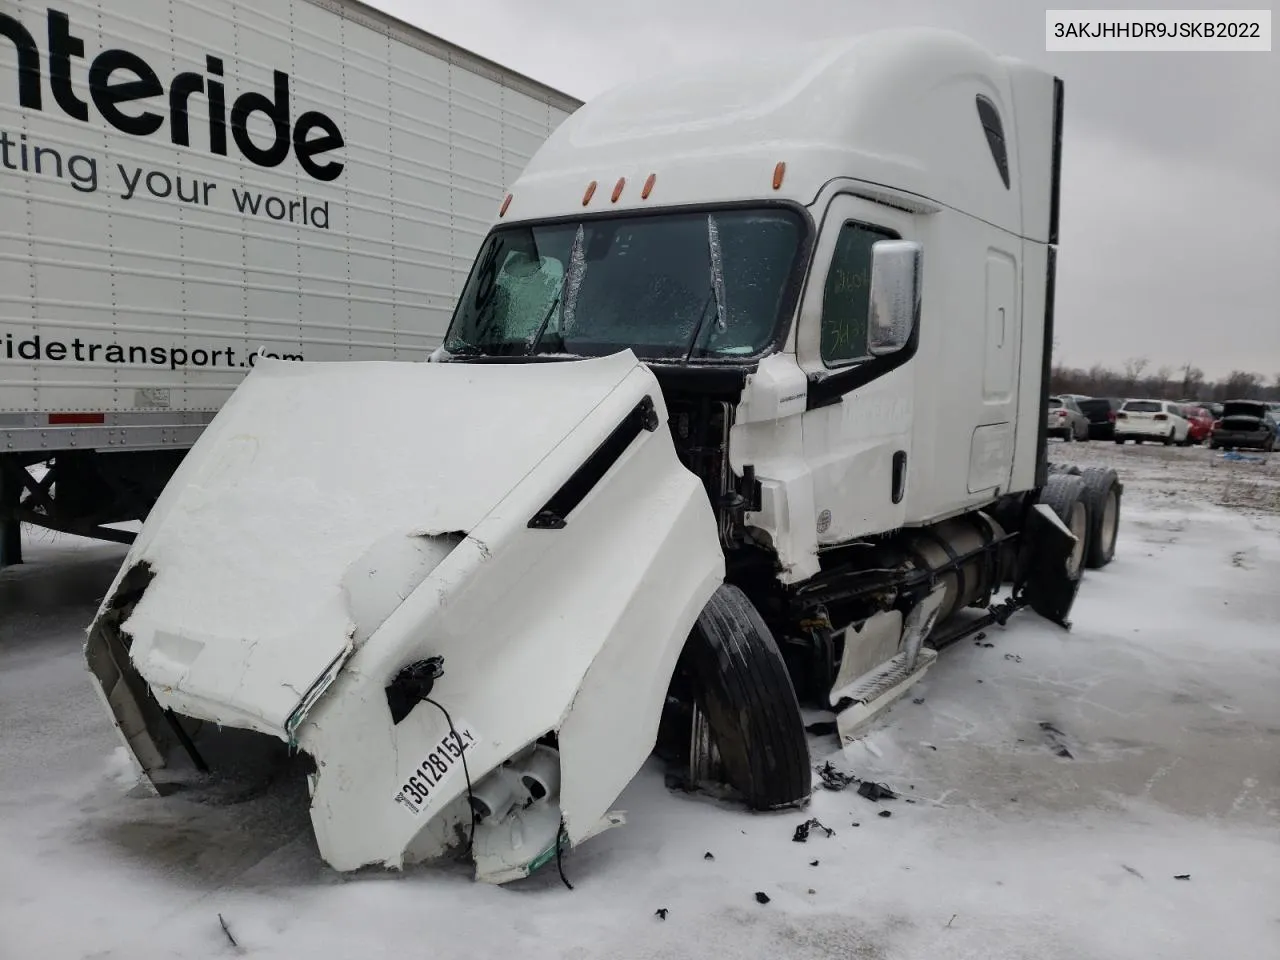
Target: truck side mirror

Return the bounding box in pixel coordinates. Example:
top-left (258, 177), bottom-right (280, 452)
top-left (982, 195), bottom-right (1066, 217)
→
top-left (867, 240), bottom-right (922, 357)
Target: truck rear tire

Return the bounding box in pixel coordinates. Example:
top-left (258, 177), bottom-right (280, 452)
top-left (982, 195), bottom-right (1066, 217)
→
top-left (1078, 466), bottom-right (1121, 569)
top-left (1025, 473), bottom-right (1090, 626)
top-left (681, 583), bottom-right (811, 811)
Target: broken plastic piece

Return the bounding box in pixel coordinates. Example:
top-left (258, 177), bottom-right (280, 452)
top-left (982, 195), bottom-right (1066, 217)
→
top-left (809, 859), bottom-right (819, 866)
top-left (857, 780), bottom-right (897, 802)
top-left (1174, 874), bottom-right (1191, 880)
top-left (704, 851), bottom-right (715, 861)
top-left (878, 810), bottom-right (892, 818)
top-left (655, 908), bottom-right (669, 919)
top-left (385, 656), bottom-right (444, 724)
top-left (755, 892), bottom-right (771, 904)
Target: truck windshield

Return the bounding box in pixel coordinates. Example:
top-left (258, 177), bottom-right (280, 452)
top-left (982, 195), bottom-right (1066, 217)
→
top-left (442, 207), bottom-right (806, 360)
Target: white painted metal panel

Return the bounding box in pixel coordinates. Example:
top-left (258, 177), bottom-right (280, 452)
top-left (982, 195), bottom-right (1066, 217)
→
top-left (0, 0), bottom-right (579, 442)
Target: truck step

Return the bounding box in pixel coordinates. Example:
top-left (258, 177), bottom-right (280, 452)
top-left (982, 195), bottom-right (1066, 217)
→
top-left (831, 648), bottom-right (938, 744)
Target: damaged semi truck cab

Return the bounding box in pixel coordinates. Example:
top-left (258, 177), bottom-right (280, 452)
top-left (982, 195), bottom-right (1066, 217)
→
top-left (86, 29), bottom-right (1122, 883)
top-left (438, 28), bottom-right (1118, 718)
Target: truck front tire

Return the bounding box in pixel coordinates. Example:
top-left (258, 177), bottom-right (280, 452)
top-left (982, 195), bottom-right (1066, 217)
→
top-left (680, 583), bottom-right (811, 811)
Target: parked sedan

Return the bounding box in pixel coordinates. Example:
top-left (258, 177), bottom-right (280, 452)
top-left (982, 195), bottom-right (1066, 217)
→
top-left (1209, 400), bottom-right (1277, 451)
top-left (1047, 395), bottom-right (1089, 441)
top-left (1181, 405), bottom-right (1216, 445)
top-left (1114, 399), bottom-right (1190, 445)
top-left (1200, 401), bottom-right (1225, 419)
top-left (1078, 397), bottom-right (1122, 440)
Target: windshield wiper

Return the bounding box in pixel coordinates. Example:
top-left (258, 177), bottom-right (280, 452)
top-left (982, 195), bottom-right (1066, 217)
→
top-left (526, 293), bottom-right (562, 354)
top-left (707, 213), bottom-right (727, 333)
top-left (529, 224), bottom-right (585, 355)
top-left (682, 288), bottom-right (717, 361)
top-left (683, 214), bottom-right (728, 360)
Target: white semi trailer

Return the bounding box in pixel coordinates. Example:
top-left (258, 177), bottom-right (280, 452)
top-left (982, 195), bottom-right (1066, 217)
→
top-left (86, 28), bottom-right (1124, 883)
top-left (0, 0), bottom-right (580, 566)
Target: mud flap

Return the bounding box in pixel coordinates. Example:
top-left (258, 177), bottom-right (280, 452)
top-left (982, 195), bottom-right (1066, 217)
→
top-left (1023, 501), bottom-right (1081, 627)
top-left (831, 584), bottom-right (947, 745)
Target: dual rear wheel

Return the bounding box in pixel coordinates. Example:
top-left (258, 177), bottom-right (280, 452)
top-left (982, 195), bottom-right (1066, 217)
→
top-left (1025, 466), bottom-right (1121, 625)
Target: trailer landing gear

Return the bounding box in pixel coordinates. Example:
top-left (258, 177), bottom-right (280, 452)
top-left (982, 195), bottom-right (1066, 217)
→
top-left (1, 466), bottom-right (22, 568)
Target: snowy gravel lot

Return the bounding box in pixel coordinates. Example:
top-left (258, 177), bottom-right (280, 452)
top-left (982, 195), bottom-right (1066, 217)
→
top-left (2, 441), bottom-right (1278, 960)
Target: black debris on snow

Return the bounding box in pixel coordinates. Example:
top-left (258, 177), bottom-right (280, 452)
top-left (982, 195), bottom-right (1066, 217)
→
top-left (793, 818), bottom-right (836, 842)
top-left (857, 780), bottom-right (897, 802)
top-left (818, 761), bottom-right (857, 791)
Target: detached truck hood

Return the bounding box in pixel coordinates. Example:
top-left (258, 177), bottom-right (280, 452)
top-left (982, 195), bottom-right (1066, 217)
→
top-left (86, 352), bottom-right (725, 880)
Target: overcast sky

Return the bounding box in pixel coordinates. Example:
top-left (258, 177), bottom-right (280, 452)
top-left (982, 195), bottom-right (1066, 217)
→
top-left (375, 0), bottom-right (1278, 382)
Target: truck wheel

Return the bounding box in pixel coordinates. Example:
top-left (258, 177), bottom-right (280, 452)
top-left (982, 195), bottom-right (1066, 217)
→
top-left (1024, 473), bottom-right (1090, 627)
top-left (681, 583), bottom-right (811, 811)
top-left (1078, 466), bottom-right (1121, 569)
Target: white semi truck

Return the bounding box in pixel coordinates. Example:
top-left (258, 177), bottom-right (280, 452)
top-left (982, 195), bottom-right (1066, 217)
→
top-left (86, 28), bottom-right (1124, 884)
top-left (0, 0), bottom-right (580, 567)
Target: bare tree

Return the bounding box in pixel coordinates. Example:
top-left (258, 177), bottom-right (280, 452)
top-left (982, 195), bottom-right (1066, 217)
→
top-left (1122, 356), bottom-right (1149, 389)
top-left (1148, 365), bottom-right (1174, 399)
top-left (1043, 360), bottom-right (1273, 402)
top-left (1180, 363), bottom-right (1205, 398)
top-left (1221, 370), bottom-right (1261, 399)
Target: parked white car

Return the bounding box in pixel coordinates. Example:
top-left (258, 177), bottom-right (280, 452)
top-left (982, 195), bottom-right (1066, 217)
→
top-left (1046, 395), bottom-right (1090, 441)
top-left (1114, 399), bottom-right (1190, 445)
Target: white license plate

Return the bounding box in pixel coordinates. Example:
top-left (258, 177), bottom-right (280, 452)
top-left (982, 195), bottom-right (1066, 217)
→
top-left (393, 721), bottom-right (479, 817)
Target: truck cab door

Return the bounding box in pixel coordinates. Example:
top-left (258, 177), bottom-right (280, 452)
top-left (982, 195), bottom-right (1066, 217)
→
top-left (794, 194), bottom-right (922, 546)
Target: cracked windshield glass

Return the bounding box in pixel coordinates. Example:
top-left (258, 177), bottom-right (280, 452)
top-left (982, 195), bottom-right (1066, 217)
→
top-left (443, 207), bottom-right (805, 359)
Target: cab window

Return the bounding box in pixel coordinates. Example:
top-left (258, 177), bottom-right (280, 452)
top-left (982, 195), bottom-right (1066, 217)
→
top-left (820, 221), bottom-right (899, 366)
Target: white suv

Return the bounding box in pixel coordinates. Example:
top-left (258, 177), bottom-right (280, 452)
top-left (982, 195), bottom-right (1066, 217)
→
top-left (1115, 399), bottom-right (1190, 445)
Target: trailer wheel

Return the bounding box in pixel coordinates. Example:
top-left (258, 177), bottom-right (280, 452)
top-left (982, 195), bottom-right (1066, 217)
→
top-left (1024, 472), bottom-right (1090, 626)
top-left (681, 583), bottom-right (811, 811)
top-left (1078, 466), bottom-right (1121, 569)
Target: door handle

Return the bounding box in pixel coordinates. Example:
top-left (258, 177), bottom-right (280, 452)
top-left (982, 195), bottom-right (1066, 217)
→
top-left (997, 306), bottom-right (1005, 348)
top-left (892, 450), bottom-right (907, 504)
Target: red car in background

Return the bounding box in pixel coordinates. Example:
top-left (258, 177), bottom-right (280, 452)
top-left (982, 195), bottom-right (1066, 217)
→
top-left (1181, 405), bottom-right (1215, 445)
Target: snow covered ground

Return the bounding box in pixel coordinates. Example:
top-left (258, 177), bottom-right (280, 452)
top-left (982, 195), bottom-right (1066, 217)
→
top-left (2, 442), bottom-right (1278, 960)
